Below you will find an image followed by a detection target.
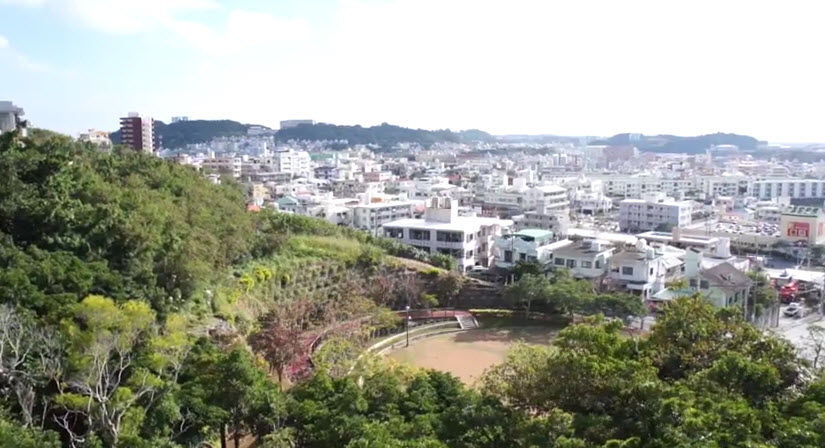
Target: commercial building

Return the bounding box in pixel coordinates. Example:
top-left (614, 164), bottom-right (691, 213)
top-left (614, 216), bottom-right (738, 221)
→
top-left (779, 206), bottom-right (825, 245)
top-left (383, 197), bottom-right (513, 272)
top-left (279, 119), bottom-right (315, 129)
top-left (0, 101), bottom-right (26, 136)
top-left (618, 193), bottom-right (692, 232)
top-left (119, 112), bottom-right (156, 153)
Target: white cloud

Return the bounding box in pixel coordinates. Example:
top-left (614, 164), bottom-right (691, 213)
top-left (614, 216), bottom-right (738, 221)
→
top-left (0, 34), bottom-right (51, 72)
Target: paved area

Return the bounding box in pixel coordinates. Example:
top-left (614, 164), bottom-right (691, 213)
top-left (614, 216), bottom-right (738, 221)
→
top-left (771, 306), bottom-right (824, 362)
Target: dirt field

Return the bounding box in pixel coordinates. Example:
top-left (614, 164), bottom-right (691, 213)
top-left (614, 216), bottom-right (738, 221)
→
top-left (388, 326), bottom-right (558, 385)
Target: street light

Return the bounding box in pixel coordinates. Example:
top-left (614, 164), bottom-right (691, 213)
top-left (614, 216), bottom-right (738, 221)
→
top-left (405, 305), bottom-right (411, 347)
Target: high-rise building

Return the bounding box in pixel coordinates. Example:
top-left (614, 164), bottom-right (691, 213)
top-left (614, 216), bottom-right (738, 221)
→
top-left (119, 112), bottom-right (155, 153)
top-left (0, 101), bottom-right (26, 136)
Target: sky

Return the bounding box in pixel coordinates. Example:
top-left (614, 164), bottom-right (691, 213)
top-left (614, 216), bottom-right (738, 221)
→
top-left (1, 0), bottom-right (824, 142)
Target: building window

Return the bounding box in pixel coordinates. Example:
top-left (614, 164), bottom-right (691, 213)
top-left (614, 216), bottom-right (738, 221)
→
top-left (595, 260), bottom-right (602, 269)
top-left (622, 266), bottom-right (634, 276)
top-left (504, 250), bottom-right (513, 262)
top-left (465, 250), bottom-right (474, 259)
top-left (649, 267), bottom-right (654, 275)
top-left (436, 231), bottom-right (462, 242)
top-left (700, 280), bottom-right (709, 289)
top-left (566, 259), bottom-right (576, 268)
top-left (385, 228), bottom-right (403, 239)
top-left (581, 261), bottom-right (593, 268)
top-left (555, 258), bottom-right (565, 266)
top-left (689, 279), bottom-right (697, 287)
top-left (410, 229), bottom-right (431, 240)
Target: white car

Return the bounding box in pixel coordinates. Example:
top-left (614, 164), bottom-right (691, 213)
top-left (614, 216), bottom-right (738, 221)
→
top-left (784, 302), bottom-right (804, 318)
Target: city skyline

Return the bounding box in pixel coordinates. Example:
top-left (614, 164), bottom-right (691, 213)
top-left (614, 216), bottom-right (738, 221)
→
top-left (2, 0), bottom-right (825, 142)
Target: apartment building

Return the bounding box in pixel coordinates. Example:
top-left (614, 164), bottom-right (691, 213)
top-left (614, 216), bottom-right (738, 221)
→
top-left (352, 201), bottom-right (416, 232)
top-left (0, 101), bottom-right (25, 135)
top-left (270, 148), bottom-right (311, 177)
top-left (751, 179), bottom-right (825, 201)
top-left (550, 239), bottom-right (614, 279)
top-left (618, 193), bottom-right (692, 232)
top-left (119, 112), bottom-right (155, 153)
top-left (383, 197), bottom-right (513, 272)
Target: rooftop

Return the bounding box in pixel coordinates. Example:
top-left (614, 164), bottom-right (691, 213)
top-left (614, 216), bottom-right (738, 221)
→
top-left (384, 216), bottom-right (513, 233)
top-left (782, 206), bottom-right (824, 218)
top-left (515, 229), bottom-right (554, 239)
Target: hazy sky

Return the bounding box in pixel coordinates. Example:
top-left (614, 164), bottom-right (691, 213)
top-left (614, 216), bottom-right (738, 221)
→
top-left (1, 0), bottom-right (823, 141)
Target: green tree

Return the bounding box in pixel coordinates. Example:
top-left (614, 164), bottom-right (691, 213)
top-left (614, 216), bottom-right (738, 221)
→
top-left (503, 274), bottom-right (552, 317)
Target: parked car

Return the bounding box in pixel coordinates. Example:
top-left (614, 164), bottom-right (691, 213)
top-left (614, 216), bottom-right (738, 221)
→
top-left (784, 302), bottom-right (804, 318)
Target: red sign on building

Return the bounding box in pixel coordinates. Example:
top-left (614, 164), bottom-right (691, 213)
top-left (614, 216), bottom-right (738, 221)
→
top-left (787, 222), bottom-right (810, 238)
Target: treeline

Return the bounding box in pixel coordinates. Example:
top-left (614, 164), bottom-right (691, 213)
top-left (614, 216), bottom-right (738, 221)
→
top-left (590, 132), bottom-right (762, 153)
top-left (275, 123), bottom-right (494, 147)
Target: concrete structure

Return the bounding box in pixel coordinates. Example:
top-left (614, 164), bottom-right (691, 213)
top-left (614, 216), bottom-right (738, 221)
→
top-left (383, 197), bottom-right (513, 272)
top-left (752, 179), bottom-right (825, 201)
top-left (608, 240), bottom-right (683, 299)
top-left (635, 229), bottom-right (732, 258)
top-left (269, 148), bottom-right (311, 177)
top-left (171, 116), bottom-right (189, 123)
top-left (352, 200), bottom-right (416, 232)
top-left (618, 192), bottom-right (692, 232)
top-left (279, 119), bottom-right (315, 129)
top-left (514, 206), bottom-right (570, 238)
top-left (0, 101), bottom-right (26, 136)
top-left (684, 249), bottom-right (753, 308)
top-left (779, 206), bottom-right (825, 245)
top-left (119, 112), bottom-right (155, 153)
top-left (493, 229), bottom-right (571, 269)
top-left (78, 129), bottom-right (112, 149)
top-left (550, 239), bottom-right (614, 279)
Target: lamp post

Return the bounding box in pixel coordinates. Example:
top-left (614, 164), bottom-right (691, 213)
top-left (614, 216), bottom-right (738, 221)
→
top-left (405, 305), bottom-right (411, 347)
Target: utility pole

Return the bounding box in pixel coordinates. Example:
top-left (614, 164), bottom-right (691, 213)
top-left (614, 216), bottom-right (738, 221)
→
top-left (405, 304), bottom-right (411, 347)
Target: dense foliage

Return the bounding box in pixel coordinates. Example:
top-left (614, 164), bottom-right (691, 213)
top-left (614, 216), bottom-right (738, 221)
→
top-left (111, 120), bottom-right (266, 150)
top-left (4, 132), bottom-right (825, 448)
top-left (590, 132), bottom-right (762, 153)
top-left (275, 122), bottom-right (492, 148)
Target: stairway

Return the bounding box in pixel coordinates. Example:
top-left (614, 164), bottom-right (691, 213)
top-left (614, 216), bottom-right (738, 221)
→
top-left (457, 314), bottom-right (479, 330)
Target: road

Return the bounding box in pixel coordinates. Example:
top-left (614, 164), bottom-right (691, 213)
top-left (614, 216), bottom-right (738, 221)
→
top-left (770, 306), bottom-right (824, 362)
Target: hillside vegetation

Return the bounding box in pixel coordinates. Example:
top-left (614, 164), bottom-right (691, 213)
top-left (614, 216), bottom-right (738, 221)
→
top-left (276, 122), bottom-right (494, 147)
top-left (590, 132), bottom-right (762, 153)
top-left (3, 132), bottom-right (825, 448)
top-left (111, 119), bottom-right (266, 149)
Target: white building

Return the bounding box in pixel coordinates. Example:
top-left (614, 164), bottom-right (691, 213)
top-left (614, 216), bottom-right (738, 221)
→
top-left (279, 119), bottom-right (315, 129)
top-left (751, 179), bottom-right (825, 200)
top-left (0, 101), bottom-right (25, 135)
top-left (383, 197), bottom-right (513, 272)
top-left (550, 239), bottom-right (614, 279)
top-left (352, 200), bottom-right (416, 232)
top-left (493, 230), bottom-right (572, 269)
top-left (270, 148), bottom-right (311, 177)
top-left (608, 240), bottom-right (683, 299)
top-left (78, 129), bottom-right (112, 149)
top-left (618, 192), bottom-right (693, 232)
top-left (202, 156), bottom-right (242, 178)
top-left (514, 205), bottom-right (570, 238)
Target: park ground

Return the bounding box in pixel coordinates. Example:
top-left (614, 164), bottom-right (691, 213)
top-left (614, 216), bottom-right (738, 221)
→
top-left (388, 319), bottom-right (560, 384)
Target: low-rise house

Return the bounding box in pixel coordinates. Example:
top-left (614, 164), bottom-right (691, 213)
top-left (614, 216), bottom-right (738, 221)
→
top-left (608, 241), bottom-right (683, 299)
top-left (653, 248), bottom-right (753, 308)
top-left (550, 239), bottom-right (614, 279)
top-left (493, 229), bottom-right (572, 269)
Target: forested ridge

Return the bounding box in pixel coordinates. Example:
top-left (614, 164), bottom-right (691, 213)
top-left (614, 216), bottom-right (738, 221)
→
top-left (1, 131), bottom-right (825, 448)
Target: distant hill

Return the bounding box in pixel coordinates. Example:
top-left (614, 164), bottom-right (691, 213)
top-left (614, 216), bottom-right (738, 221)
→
top-left (112, 119), bottom-right (270, 149)
top-left (274, 122), bottom-right (492, 147)
top-left (589, 132), bottom-right (763, 153)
